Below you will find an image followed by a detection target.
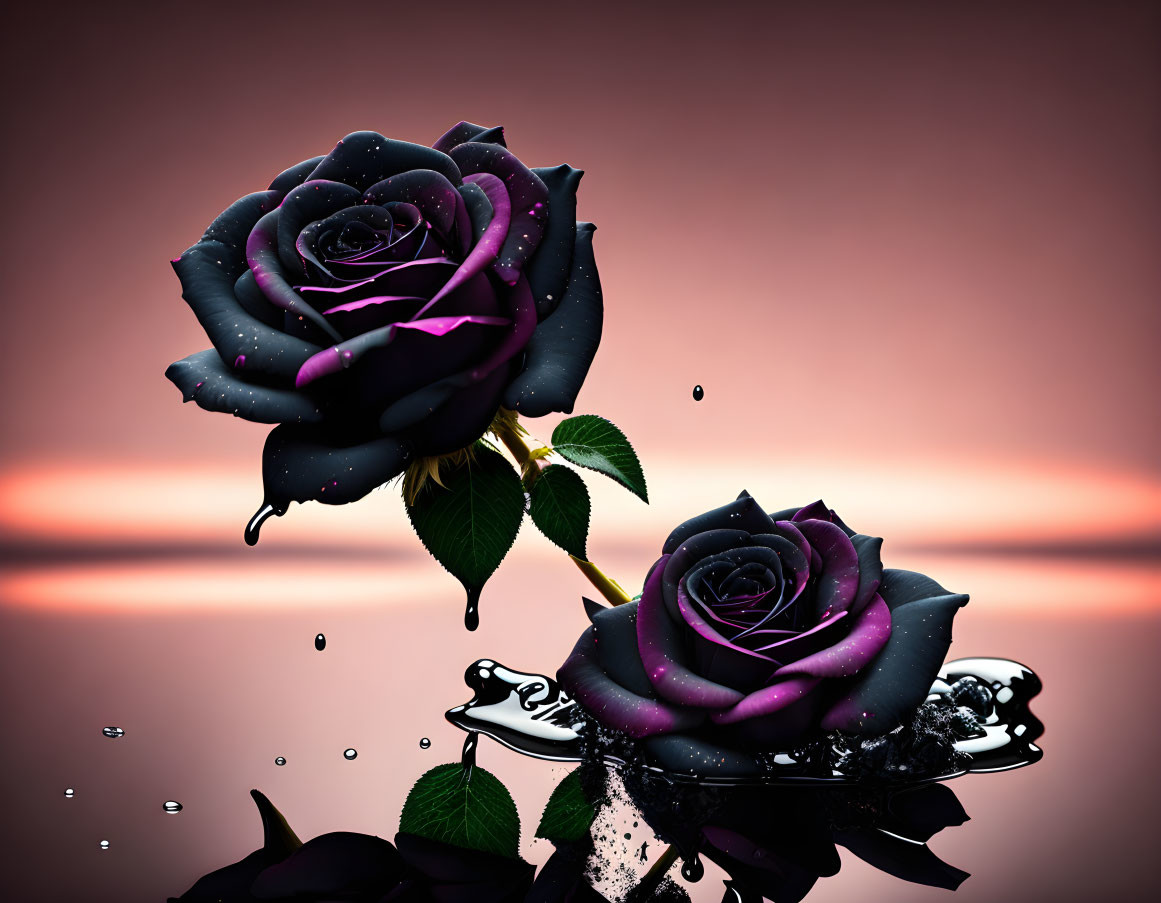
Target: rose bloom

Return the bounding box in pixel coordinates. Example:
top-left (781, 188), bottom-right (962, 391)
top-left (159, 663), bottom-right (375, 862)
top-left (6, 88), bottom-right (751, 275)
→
top-left (166, 122), bottom-right (600, 518)
top-left (559, 493), bottom-right (968, 771)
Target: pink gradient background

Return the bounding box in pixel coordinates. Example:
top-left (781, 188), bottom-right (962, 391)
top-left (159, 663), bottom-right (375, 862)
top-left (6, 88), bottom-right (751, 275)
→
top-left (1, 1), bottom-right (1158, 900)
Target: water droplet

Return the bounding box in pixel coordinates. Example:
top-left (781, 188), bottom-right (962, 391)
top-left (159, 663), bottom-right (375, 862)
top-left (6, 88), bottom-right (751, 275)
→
top-left (234, 354), bottom-right (246, 368)
top-left (163, 801), bottom-right (183, 814)
top-left (461, 731), bottom-right (479, 773)
top-left (244, 501), bottom-right (284, 546)
top-left (692, 384), bottom-right (704, 401)
top-left (464, 586), bottom-right (481, 631)
top-left (102, 727), bottom-right (124, 739)
top-left (680, 855), bottom-right (704, 881)
top-left (314, 633), bottom-right (326, 651)
top-left (419, 737), bottom-right (431, 749)
top-left (99, 840), bottom-right (110, 851)
top-left (274, 756), bottom-right (286, 766)
top-left (64, 788), bottom-right (74, 799)
top-left (343, 748), bottom-right (357, 760)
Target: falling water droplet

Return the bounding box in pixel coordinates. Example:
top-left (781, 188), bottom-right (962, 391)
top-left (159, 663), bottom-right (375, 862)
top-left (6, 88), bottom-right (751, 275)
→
top-left (274, 756), bottom-right (286, 766)
top-left (64, 788), bottom-right (75, 799)
top-left (464, 586), bottom-right (481, 631)
top-left (343, 748), bottom-right (358, 760)
top-left (692, 384), bottom-right (704, 401)
top-left (163, 801), bottom-right (183, 814)
top-left (99, 840), bottom-right (110, 851)
top-left (314, 633), bottom-right (326, 651)
top-left (102, 727), bottom-right (124, 739)
top-left (244, 501), bottom-right (284, 546)
top-left (680, 855), bottom-right (704, 882)
top-left (461, 731), bottom-right (479, 775)
top-left (419, 738), bottom-right (431, 749)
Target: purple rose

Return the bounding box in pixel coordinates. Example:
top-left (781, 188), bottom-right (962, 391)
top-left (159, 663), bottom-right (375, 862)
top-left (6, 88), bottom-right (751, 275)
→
top-left (559, 492), bottom-right (968, 758)
top-left (166, 122), bottom-right (601, 526)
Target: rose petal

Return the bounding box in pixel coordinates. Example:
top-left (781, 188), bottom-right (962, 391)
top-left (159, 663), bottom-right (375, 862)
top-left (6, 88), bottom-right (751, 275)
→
top-left (590, 600), bottom-right (656, 698)
top-left (661, 494), bottom-right (777, 555)
top-left (260, 424), bottom-right (410, 510)
top-left (676, 581), bottom-right (779, 692)
top-left (267, 155), bottom-right (325, 193)
top-left (448, 142), bottom-right (549, 284)
top-left (877, 568), bottom-right (955, 610)
top-left (820, 592), bottom-right (968, 734)
top-left (792, 500), bottom-right (855, 536)
top-left (307, 131), bottom-right (461, 193)
top-left (432, 121), bottom-right (507, 154)
top-left (250, 832), bottom-right (402, 899)
top-left (557, 627), bottom-right (701, 739)
top-left (274, 180), bottom-right (363, 278)
top-left (501, 223), bottom-right (602, 417)
top-left (400, 359), bottom-right (515, 455)
top-left (171, 190), bottom-right (323, 382)
top-left (166, 350), bottom-right (324, 424)
top-left (526, 164), bottom-right (582, 317)
top-left (850, 533), bottom-right (884, 615)
top-left (458, 181), bottom-right (492, 251)
top-left (773, 594), bottom-right (891, 679)
top-left (833, 829), bottom-right (969, 891)
top-left (794, 518), bottom-right (860, 619)
top-left (362, 169), bottom-right (466, 245)
top-left (637, 553), bottom-right (745, 709)
top-left (708, 676), bottom-right (821, 725)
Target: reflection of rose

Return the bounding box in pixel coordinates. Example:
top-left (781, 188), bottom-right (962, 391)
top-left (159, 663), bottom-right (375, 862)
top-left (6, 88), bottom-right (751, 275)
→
top-left (166, 122), bottom-right (601, 514)
top-left (560, 493), bottom-right (968, 755)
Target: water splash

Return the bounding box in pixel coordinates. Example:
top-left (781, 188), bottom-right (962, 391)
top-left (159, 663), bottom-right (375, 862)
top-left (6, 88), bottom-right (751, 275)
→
top-left (102, 727), bottom-right (124, 739)
top-left (314, 633), bottom-right (326, 651)
top-left (464, 586), bottom-right (481, 631)
top-left (163, 801), bottom-right (183, 814)
top-left (244, 502), bottom-right (285, 546)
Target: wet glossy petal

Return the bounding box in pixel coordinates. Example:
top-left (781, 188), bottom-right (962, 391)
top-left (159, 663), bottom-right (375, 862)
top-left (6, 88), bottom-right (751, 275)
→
top-left (307, 131), bottom-right (461, 192)
top-left (773, 595), bottom-right (891, 679)
top-left (172, 191), bottom-right (323, 382)
top-left (267, 154), bottom-right (325, 193)
top-left (526, 164), bottom-right (582, 316)
top-left (166, 350), bottom-right (324, 424)
top-left (261, 424), bottom-right (411, 509)
top-left (821, 592), bottom-right (968, 734)
top-left (661, 494), bottom-right (777, 555)
top-left (558, 627), bottom-right (702, 739)
top-left (501, 224), bottom-right (602, 417)
top-left (637, 553), bottom-right (745, 709)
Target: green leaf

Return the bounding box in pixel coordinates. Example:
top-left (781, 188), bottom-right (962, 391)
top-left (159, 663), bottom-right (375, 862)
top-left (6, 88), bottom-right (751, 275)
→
top-left (529, 465), bottom-right (591, 559)
top-left (535, 769), bottom-right (596, 844)
top-left (400, 763), bottom-right (520, 858)
top-left (405, 442), bottom-right (525, 629)
top-left (550, 415), bottom-right (648, 503)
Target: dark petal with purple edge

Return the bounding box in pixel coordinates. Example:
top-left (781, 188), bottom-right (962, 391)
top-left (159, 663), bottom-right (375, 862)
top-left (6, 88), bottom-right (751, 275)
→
top-left (724, 686), bottom-right (825, 748)
top-left (458, 180), bottom-right (493, 249)
top-left (527, 165), bottom-right (582, 317)
top-left (820, 592), bottom-right (968, 734)
top-left (675, 582), bottom-right (778, 692)
top-left (267, 155), bottom-right (325, 193)
top-left (876, 568), bottom-right (954, 610)
top-left (590, 600), bottom-right (656, 698)
top-left (432, 121), bottom-right (508, 154)
top-left (640, 733), bottom-right (764, 779)
top-left (247, 209), bottom-right (343, 342)
top-left (833, 828), bottom-right (969, 891)
top-left (172, 190), bottom-right (324, 382)
top-left (501, 223), bottom-right (602, 417)
top-left (793, 519), bottom-right (859, 619)
top-left (773, 595), bottom-right (891, 679)
top-left (637, 553), bottom-right (745, 709)
top-left (250, 832), bottom-right (403, 899)
top-left (661, 494), bottom-right (776, 555)
top-left (298, 257), bottom-right (459, 308)
top-left (708, 676), bottom-right (821, 725)
top-left (791, 500), bottom-right (856, 537)
top-left (363, 169), bottom-right (466, 245)
top-left (850, 533), bottom-right (884, 615)
top-left (449, 142), bottom-right (549, 284)
top-left (307, 131), bottom-right (462, 192)
top-left (558, 627), bottom-right (702, 739)
top-left (274, 180), bottom-right (363, 278)
top-left (378, 276), bottom-right (537, 434)
top-left (166, 350), bottom-right (324, 424)
top-left (260, 424), bottom-right (410, 510)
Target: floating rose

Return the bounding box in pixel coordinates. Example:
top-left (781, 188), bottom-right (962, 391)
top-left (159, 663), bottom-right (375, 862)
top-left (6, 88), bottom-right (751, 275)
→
top-left (559, 492), bottom-right (969, 767)
top-left (166, 122), bottom-right (601, 538)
